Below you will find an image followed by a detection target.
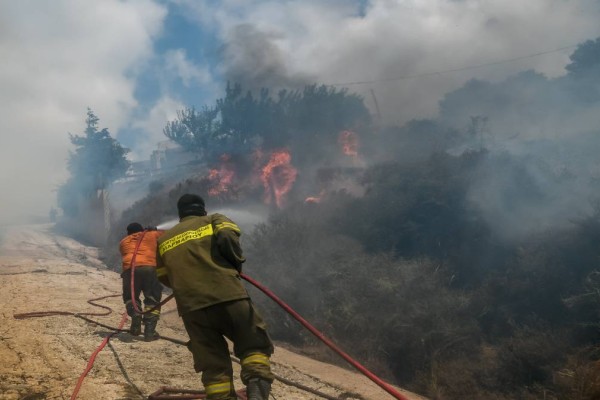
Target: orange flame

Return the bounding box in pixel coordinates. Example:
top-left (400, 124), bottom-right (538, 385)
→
top-left (207, 154), bottom-right (235, 196)
top-left (338, 130), bottom-right (359, 157)
top-left (261, 149), bottom-right (297, 208)
top-left (305, 189), bottom-right (325, 204)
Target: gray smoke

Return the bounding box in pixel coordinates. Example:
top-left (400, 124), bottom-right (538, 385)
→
top-left (436, 39), bottom-right (600, 240)
top-left (220, 24), bottom-right (312, 92)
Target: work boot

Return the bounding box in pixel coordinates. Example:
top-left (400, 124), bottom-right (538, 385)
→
top-left (143, 317), bottom-right (160, 342)
top-left (129, 315), bottom-right (142, 336)
top-left (246, 378), bottom-right (271, 400)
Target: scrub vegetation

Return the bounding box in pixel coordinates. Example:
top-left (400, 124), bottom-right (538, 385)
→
top-left (89, 37), bottom-right (600, 399)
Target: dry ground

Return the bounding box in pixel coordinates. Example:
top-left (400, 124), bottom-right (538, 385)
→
top-left (0, 224), bottom-right (426, 400)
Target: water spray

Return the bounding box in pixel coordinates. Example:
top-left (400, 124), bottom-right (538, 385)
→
top-left (154, 209), bottom-right (266, 233)
top-left (156, 219), bottom-right (178, 230)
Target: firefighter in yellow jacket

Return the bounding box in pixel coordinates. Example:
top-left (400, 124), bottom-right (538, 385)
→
top-left (119, 222), bottom-right (164, 341)
top-left (156, 194), bottom-right (274, 400)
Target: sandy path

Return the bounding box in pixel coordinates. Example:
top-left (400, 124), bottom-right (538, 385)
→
top-left (0, 224), bottom-right (426, 400)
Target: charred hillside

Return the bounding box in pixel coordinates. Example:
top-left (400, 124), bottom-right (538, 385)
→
top-left (93, 38), bottom-right (600, 400)
top-left (105, 147), bottom-right (600, 399)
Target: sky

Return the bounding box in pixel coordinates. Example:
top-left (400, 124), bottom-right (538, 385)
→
top-left (1, 0), bottom-right (600, 225)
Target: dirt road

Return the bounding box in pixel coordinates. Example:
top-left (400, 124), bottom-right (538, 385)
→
top-left (0, 224), bottom-right (426, 400)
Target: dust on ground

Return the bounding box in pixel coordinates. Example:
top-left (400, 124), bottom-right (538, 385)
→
top-left (0, 224), bottom-right (426, 400)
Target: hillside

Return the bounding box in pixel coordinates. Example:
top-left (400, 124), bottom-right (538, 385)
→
top-left (0, 224), bottom-right (425, 400)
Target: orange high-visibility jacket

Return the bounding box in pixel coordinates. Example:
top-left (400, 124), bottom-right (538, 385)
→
top-left (119, 230), bottom-right (164, 271)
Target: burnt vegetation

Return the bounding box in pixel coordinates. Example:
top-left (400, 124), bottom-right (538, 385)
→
top-left (91, 38), bottom-right (600, 399)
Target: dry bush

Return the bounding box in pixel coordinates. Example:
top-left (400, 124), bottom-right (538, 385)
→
top-left (100, 152), bottom-right (600, 399)
top-left (554, 348), bottom-right (600, 400)
top-left (244, 206), bottom-right (481, 389)
top-left (416, 349), bottom-right (513, 400)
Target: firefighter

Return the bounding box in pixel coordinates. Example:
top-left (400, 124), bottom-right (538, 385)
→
top-left (119, 222), bottom-right (164, 341)
top-left (156, 194), bottom-right (274, 400)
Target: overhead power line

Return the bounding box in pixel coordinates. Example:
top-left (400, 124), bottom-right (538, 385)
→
top-left (327, 44), bottom-right (579, 86)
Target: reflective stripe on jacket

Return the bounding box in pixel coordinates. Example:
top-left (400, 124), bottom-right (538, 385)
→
top-left (156, 214), bottom-right (248, 315)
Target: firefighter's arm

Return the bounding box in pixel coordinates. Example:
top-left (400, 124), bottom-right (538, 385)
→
top-left (118, 238), bottom-right (127, 257)
top-left (155, 249), bottom-right (171, 288)
top-left (213, 214), bottom-right (246, 272)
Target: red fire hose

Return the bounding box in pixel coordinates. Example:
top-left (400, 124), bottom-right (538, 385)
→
top-left (129, 229), bottom-right (147, 314)
top-left (18, 229), bottom-right (408, 399)
top-left (129, 229), bottom-right (173, 315)
top-left (14, 295), bottom-right (130, 400)
top-left (69, 312), bottom-right (128, 400)
top-left (240, 273), bottom-right (410, 400)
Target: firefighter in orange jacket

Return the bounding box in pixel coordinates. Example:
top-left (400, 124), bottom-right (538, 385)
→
top-left (156, 194), bottom-right (274, 400)
top-left (119, 222), bottom-right (164, 341)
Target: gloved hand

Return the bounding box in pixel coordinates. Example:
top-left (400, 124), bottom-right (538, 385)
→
top-left (145, 226), bottom-right (157, 231)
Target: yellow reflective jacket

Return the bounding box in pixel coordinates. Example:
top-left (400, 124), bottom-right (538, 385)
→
top-left (156, 214), bottom-right (248, 315)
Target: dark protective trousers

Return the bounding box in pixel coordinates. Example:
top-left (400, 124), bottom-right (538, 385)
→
top-left (182, 299), bottom-right (274, 400)
top-left (121, 266), bottom-right (163, 318)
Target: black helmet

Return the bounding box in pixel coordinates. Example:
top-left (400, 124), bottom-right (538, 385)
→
top-left (126, 222), bottom-right (144, 235)
top-left (177, 194), bottom-right (207, 218)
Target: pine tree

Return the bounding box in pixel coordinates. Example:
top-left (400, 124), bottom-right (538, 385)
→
top-left (57, 108), bottom-right (130, 216)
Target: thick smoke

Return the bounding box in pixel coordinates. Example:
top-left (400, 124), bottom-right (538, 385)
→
top-left (173, 3), bottom-right (600, 243)
top-left (220, 24), bottom-right (312, 91)
top-left (184, 33), bottom-right (600, 242)
top-left (213, 34), bottom-right (600, 243)
top-left (431, 38), bottom-right (599, 240)
top-left (185, 0), bottom-right (600, 125)
top-left (0, 1), bottom-right (166, 226)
